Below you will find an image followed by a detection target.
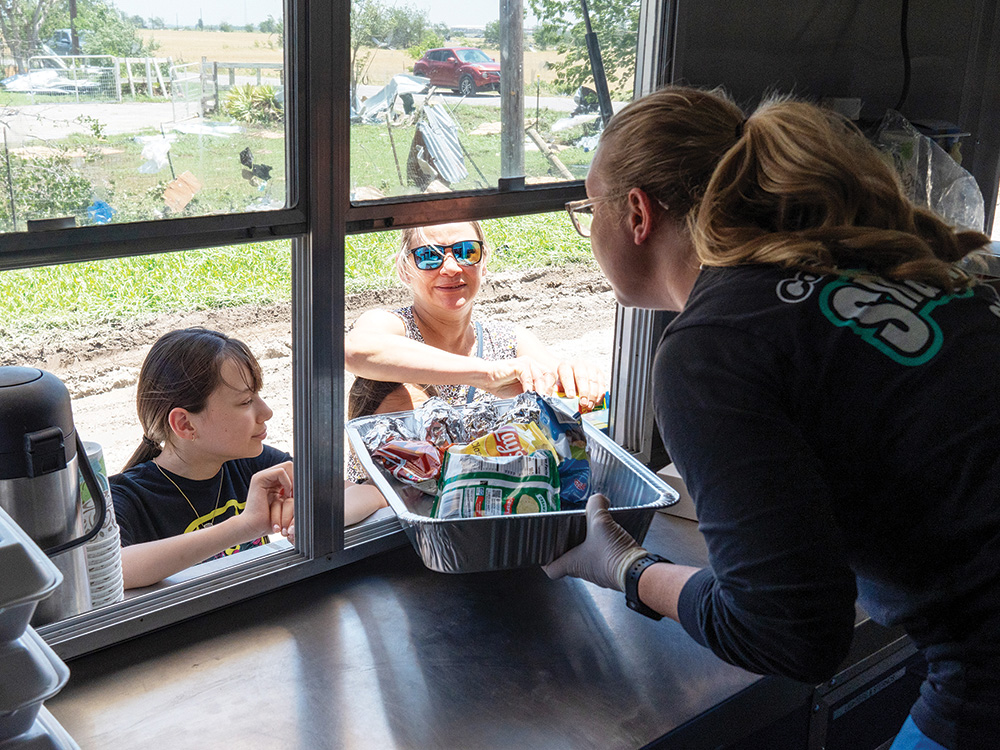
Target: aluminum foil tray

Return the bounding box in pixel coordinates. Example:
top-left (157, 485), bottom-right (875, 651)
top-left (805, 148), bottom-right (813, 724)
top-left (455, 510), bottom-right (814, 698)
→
top-left (345, 405), bottom-right (679, 574)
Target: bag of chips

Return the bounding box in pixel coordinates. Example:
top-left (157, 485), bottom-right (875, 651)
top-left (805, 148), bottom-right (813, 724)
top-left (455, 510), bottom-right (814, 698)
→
top-left (432, 449), bottom-right (560, 519)
top-left (533, 396), bottom-right (591, 508)
top-left (451, 422), bottom-right (556, 459)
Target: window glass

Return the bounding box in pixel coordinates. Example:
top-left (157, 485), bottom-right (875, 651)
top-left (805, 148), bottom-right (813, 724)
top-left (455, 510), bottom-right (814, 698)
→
top-left (0, 240), bottom-right (293, 620)
top-left (349, 0), bottom-right (638, 200)
top-left (0, 0), bottom-right (285, 232)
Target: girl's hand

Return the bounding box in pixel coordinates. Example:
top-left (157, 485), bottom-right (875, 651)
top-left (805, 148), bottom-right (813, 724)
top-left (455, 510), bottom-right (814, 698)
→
top-left (240, 461), bottom-right (294, 539)
top-left (555, 360), bottom-right (607, 413)
top-left (484, 357), bottom-right (557, 398)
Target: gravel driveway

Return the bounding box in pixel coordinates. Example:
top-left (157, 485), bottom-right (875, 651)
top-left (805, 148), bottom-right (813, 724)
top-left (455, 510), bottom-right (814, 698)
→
top-left (0, 101), bottom-right (187, 144)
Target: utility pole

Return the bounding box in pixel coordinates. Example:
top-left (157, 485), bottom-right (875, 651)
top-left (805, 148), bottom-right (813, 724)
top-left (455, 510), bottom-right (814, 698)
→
top-left (499, 0), bottom-right (524, 183)
top-left (69, 0), bottom-right (79, 55)
top-left (580, 0), bottom-right (614, 128)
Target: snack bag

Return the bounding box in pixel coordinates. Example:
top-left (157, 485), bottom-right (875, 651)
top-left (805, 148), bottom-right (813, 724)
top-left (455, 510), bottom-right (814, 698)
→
top-left (451, 422), bottom-right (556, 459)
top-left (534, 396), bottom-right (591, 508)
top-left (432, 450), bottom-right (560, 519)
top-left (371, 438), bottom-right (443, 494)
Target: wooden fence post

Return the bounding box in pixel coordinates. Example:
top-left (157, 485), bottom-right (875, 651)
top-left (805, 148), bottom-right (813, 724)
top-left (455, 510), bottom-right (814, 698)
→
top-left (125, 58), bottom-right (135, 98)
top-left (500, 0), bottom-right (525, 181)
top-left (155, 58), bottom-right (167, 98)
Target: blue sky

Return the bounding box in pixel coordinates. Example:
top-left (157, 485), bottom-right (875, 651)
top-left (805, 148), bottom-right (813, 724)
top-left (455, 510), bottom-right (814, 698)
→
top-left (112, 0), bottom-right (508, 29)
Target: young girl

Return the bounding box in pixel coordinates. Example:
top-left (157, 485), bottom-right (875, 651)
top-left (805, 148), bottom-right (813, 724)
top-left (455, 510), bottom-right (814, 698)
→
top-left (111, 327), bottom-right (385, 590)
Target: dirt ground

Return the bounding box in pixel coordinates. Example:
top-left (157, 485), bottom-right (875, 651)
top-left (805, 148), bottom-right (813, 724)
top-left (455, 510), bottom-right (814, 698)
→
top-left (3, 261), bottom-right (618, 474)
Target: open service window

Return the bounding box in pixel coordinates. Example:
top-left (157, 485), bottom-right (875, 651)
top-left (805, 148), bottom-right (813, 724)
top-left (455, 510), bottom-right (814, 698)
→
top-left (343, 0), bottom-right (663, 460)
top-left (0, 0), bottom-right (658, 659)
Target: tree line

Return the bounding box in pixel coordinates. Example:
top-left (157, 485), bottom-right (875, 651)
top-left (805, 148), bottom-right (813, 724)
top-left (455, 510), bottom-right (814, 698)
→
top-left (0, 0), bottom-right (155, 73)
top-left (0, 0), bottom-right (284, 74)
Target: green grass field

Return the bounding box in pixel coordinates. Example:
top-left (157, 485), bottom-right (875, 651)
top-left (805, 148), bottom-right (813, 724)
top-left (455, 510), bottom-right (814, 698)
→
top-left (0, 89), bottom-right (597, 336)
top-left (0, 210), bottom-right (594, 336)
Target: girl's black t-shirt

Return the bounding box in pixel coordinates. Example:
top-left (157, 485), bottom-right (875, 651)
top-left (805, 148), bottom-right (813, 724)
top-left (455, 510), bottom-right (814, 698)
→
top-left (110, 444), bottom-right (292, 557)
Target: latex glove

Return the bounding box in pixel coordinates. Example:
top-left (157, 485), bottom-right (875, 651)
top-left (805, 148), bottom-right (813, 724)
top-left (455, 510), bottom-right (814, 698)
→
top-left (543, 494), bottom-right (649, 591)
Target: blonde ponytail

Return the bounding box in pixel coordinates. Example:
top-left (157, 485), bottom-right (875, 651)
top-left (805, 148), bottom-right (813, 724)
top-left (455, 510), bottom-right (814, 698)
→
top-left (693, 98), bottom-right (989, 292)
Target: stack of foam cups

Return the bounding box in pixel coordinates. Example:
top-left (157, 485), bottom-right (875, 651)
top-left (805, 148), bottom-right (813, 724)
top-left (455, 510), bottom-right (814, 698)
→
top-left (80, 442), bottom-right (124, 607)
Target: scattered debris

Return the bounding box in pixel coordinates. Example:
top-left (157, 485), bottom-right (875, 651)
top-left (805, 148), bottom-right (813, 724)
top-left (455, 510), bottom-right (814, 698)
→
top-left (551, 113), bottom-right (601, 132)
top-left (406, 103), bottom-right (467, 189)
top-left (163, 171), bottom-right (202, 213)
top-left (355, 74), bottom-right (429, 123)
top-left (469, 121), bottom-right (502, 136)
top-left (168, 120), bottom-right (242, 137)
top-left (351, 186), bottom-right (386, 201)
top-left (13, 146), bottom-right (124, 158)
top-left (87, 200), bottom-right (115, 224)
top-left (0, 69), bottom-right (99, 95)
top-left (240, 147), bottom-right (273, 182)
top-left (573, 86), bottom-right (600, 115)
top-left (525, 126), bottom-right (573, 179)
top-left (138, 137), bottom-right (172, 173)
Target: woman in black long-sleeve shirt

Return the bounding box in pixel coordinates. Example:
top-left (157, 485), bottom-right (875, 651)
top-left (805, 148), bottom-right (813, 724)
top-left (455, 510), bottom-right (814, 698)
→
top-left (546, 86), bottom-right (999, 750)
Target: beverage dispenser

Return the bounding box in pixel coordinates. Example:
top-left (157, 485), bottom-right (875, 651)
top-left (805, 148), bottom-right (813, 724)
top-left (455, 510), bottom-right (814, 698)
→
top-left (0, 367), bottom-right (106, 625)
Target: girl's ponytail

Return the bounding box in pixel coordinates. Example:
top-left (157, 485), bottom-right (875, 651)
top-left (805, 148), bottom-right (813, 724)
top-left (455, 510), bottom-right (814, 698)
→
top-left (121, 435), bottom-right (162, 473)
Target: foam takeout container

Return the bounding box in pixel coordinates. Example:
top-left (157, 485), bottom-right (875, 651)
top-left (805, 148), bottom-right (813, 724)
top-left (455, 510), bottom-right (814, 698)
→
top-left (346, 399), bottom-right (678, 574)
top-left (0, 509), bottom-right (62, 644)
top-left (0, 629), bottom-right (70, 741)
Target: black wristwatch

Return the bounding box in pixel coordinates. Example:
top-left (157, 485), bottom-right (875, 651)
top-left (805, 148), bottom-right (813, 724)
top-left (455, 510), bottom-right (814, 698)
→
top-left (625, 553), bottom-right (672, 620)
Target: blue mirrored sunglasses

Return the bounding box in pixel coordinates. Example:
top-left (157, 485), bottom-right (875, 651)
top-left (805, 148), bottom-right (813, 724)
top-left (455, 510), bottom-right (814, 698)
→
top-left (409, 240), bottom-right (484, 270)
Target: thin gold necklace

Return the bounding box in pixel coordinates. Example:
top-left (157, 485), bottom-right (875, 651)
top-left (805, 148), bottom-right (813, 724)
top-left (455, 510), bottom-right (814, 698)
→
top-left (155, 463), bottom-right (223, 528)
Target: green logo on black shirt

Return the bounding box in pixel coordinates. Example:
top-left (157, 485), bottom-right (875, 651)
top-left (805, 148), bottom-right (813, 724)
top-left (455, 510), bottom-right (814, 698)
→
top-left (817, 276), bottom-right (971, 366)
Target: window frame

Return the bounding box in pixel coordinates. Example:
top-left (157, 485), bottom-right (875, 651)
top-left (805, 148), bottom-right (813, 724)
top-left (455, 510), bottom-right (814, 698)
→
top-left (17, 0), bottom-right (664, 660)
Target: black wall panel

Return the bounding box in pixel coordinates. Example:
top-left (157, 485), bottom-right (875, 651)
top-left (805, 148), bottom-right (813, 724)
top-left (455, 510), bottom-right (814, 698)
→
top-left (669, 0), bottom-right (1000, 229)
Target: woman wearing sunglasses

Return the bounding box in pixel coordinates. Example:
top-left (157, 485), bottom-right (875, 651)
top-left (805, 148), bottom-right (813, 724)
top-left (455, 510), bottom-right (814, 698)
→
top-left (345, 220), bottom-right (606, 412)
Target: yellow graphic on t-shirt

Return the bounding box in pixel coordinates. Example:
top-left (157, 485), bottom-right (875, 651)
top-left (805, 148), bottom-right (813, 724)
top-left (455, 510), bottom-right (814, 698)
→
top-left (183, 498), bottom-right (246, 535)
top-left (183, 498), bottom-right (269, 558)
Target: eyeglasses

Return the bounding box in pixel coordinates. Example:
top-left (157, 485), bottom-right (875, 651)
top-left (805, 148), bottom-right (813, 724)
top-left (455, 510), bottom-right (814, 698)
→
top-left (566, 193), bottom-right (669, 238)
top-left (566, 196), bottom-right (622, 238)
top-left (409, 240), bottom-right (484, 270)
top-left (566, 198), bottom-right (600, 238)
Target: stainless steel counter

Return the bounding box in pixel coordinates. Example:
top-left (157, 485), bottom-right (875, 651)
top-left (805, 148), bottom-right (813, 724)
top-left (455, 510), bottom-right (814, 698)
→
top-left (42, 514), bottom-right (831, 749)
